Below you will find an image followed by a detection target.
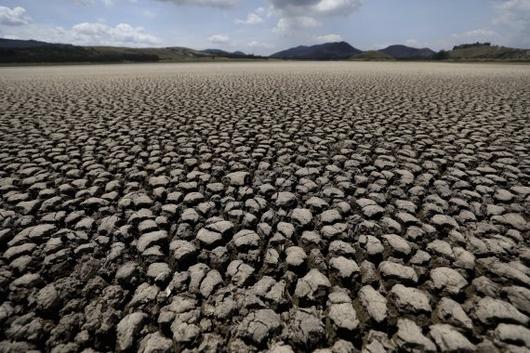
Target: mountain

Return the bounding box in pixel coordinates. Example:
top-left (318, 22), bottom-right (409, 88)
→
top-left (447, 42), bottom-right (530, 61)
top-left (0, 40), bottom-right (153, 63)
top-left (203, 48), bottom-right (230, 55)
top-left (202, 49), bottom-right (252, 58)
top-left (0, 38), bottom-right (266, 63)
top-left (270, 42), bottom-right (433, 60)
top-left (91, 46), bottom-right (211, 61)
top-left (378, 45), bottom-right (435, 59)
top-left (351, 50), bottom-right (394, 61)
top-left (0, 38), bottom-right (73, 49)
top-left (271, 41), bottom-right (362, 60)
top-left (2, 37), bottom-right (528, 64)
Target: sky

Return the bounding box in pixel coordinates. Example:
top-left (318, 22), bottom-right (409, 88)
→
top-left (0, 0), bottom-right (529, 55)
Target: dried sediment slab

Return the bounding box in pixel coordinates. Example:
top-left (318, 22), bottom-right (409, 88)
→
top-left (0, 62), bottom-right (529, 353)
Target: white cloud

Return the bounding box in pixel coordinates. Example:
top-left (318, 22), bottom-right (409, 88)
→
top-left (452, 28), bottom-right (498, 39)
top-left (274, 16), bottom-right (320, 33)
top-left (156, 0), bottom-right (238, 8)
top-left (69, 22), bottom-right (161, 46)
top-left (312, 0), bottom-right (362, 16)
top-left (269, 0), bottom-right (362, 17)
top-left (142, 10), bottom-right (157, 19)
top-left (0, 21), bottom-right (162, 47)
top-left (405, 39), bottom-right (418, 46)
top-left (493, 0), bottom-right (530, 47)
top-left (248, 40), bottom-right (272, 48)
top-left (72, 0), bottom-right (96, 4)
top-left (0, 6), bottom-right (30, 26)
top-left (236, 12), bottom-right (264, 25)
top-left (72, 0), bottom-right (114, 5)
top-left (315, 33), bottom-right (342, 42)
top-left (208, 34), bottom-right (230, 44)
top-left (495, 0), bottom-right (530, 22)
top-left (448, 28), bottom-right (500, 48)
top-left (269, 0), bottom-right (361, 37)
top-left (259, 5), bottom-right (275, 18)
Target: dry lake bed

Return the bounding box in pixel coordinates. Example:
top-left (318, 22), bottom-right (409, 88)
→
top-left (0, 62), bottom-right (529, 353)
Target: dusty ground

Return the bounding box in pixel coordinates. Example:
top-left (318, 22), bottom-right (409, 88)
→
top-left (0, 62), bottom-right (529, 353)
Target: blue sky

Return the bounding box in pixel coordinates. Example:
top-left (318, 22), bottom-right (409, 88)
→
top-left (0, 0), bottom-right (529, 54)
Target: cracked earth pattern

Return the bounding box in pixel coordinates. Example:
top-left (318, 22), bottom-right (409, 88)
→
top-left (0, 62), bottom-right (529, 353)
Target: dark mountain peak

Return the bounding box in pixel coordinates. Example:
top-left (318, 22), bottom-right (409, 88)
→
top-left (318, 40), bottom-right (350, 46)
top-left (383, 44), bottom-right (408, 49)
top-left (270, 41), bottom-right (362, 60)
top-left (331, 41), bottom-right (354, 47)
top-left (202, 48), bottom-right (248, 57)
top-left (203, 48), bottom-right (228, 54)
top-left (0, 38), bottom-right (74, 49)
top-left (379, 44), bottom-right (435, 59)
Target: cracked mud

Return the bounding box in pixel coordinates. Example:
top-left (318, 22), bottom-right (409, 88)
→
top-left (0, 62), bottom-right (529, 353)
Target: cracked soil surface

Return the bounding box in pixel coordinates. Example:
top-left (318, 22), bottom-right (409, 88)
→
top-left (0, 62), bottom-right (529, 353)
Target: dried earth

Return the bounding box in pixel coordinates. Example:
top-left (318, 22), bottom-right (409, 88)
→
top-left (0, 62), bottom-right (529, 353)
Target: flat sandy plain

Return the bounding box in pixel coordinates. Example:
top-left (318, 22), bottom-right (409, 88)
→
top-left (0, 62), bottom-right (529, 353)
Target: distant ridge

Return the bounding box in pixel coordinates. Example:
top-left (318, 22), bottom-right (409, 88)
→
top-left (448, 43), bottom-right (530, 60)
top-left (202, 48), bottom-right (252, 58)
top-left (1, 38), bottom-right (528, 63)
top-left (270, 41), bottom-right (362, 60)
top-left (378, 44), bottom-right (435, 59)
top-left (270, 42), bottom-right (434, 60)
top-left (0, 38), bottom-right (74, 49)
top-left (350, 50), bottom-right (394, 61)
top-left (271, 41), bottom-right (529, 61)
top-left (0, 38), bottom-right (265, 63)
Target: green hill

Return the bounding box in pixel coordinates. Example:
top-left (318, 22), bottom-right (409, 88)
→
top-left (2, 38), bottom-right (529, 64)
top-left (0, 38), bottom-right (265, 64)
top-left (350, 50), bottom-right (395, 61)
top-left (0, 39), bottom-right (161, 63)
top-left (88, 46), bottom-right (211, 62)
top-left (448, 42), bottom-right (530, 61)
